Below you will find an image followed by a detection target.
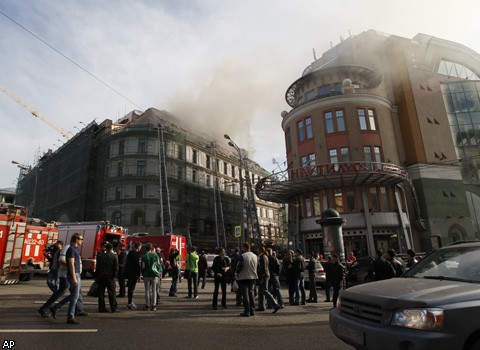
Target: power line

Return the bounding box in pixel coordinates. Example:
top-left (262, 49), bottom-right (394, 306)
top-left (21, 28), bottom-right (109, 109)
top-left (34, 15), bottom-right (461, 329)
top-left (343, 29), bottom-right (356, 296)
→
top-left (0, 9), bottom-right (143, 110)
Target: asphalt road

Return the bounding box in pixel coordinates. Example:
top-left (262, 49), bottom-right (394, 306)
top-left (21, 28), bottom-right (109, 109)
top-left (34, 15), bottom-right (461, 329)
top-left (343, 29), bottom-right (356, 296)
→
top-left (0, 276), bottom-right (353, 350)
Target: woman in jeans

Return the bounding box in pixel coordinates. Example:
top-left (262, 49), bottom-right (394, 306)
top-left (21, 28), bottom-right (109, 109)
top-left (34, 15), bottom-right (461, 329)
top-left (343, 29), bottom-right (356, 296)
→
top-left (141, 243), bottom-right (159, 311)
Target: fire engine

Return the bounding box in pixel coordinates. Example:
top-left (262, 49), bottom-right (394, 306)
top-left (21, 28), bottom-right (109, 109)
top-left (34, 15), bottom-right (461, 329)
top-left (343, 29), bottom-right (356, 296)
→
top-left (125, 233), bottom-right (187, 268)
top-left (57, 222), bottom-right (127, 277)
top-left (0, 204), bottom-right (58, 285)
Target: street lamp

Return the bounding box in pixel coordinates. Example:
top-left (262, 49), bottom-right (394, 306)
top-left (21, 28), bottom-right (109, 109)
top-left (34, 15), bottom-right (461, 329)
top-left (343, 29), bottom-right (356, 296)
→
top-left (224, 134), bottom-right (245, 246)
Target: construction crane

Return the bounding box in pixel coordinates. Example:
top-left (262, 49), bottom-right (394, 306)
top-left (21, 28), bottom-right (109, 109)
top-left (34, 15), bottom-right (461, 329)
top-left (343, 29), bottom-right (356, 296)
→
top-left (0, 84), bottom-right (73, 140)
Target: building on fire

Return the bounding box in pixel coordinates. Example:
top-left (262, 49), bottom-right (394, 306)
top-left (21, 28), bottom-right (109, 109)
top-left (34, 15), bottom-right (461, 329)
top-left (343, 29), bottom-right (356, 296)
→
top-left (15, 108), bottom-right (287, 250)
top-left (256, 30), bottom-right (480, 257)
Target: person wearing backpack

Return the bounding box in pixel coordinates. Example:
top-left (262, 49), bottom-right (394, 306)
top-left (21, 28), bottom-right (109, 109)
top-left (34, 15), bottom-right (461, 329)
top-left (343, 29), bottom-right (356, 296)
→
top-left (292, 249), bottom-right (306, 305)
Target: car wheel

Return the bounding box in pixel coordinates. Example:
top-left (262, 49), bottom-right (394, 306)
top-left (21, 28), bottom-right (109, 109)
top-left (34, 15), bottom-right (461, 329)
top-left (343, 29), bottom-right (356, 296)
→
top-left (467, 336), bottom-right (480, 350)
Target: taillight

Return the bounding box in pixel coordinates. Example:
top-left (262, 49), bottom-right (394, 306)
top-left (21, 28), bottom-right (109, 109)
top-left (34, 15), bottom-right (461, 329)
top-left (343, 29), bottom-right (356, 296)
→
top-left (318, 269), bottom-right (324, 273)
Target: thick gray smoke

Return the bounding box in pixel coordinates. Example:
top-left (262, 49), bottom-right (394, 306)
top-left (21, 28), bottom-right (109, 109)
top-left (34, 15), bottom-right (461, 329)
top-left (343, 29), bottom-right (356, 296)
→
top-left (166, 58), bottom-right (279, 156)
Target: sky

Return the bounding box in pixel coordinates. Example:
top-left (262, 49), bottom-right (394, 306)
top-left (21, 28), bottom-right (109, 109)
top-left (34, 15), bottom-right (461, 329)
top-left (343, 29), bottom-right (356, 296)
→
top-left (1, 0), bottom-right (480, 189)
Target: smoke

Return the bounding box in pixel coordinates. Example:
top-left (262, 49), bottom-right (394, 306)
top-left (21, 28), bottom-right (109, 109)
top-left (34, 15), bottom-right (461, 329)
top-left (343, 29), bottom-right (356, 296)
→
top-left (166, 58), bottom-right (274, 155)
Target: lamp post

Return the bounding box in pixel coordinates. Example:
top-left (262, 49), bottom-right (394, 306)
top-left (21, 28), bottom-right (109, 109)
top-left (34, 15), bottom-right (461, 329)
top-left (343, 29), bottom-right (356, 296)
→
top-left (224, 134), bottom-right (245, 246)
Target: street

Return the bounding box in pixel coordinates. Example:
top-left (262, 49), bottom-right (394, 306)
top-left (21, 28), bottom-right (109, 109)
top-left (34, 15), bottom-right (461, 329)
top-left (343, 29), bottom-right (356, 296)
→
top-left (0, 276), bottom-right (353, 350)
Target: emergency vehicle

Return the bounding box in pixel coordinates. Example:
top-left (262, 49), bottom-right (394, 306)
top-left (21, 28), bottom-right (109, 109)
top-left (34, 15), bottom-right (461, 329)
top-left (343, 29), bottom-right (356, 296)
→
top-left (57, 222), bottom-right (127, 277)
top-left (125, 234), bottom-right (187, 268)
top-left (0, 204), bottom-right (58, 284)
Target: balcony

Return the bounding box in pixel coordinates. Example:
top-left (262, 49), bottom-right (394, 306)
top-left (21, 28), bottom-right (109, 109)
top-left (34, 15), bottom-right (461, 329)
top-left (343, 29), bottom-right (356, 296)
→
top-left (256, 162), bottom-right (409, 203)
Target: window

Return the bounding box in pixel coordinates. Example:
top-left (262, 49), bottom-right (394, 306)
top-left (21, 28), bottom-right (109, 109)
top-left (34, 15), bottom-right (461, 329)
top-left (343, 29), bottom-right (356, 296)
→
top-left (115, 187), bottom-right (121, 200)
top-left (117, 162), bottom-right (123, 176)
top-left (224, 162), bottom-right (228, 175)
top-left (305, 117), bottom-right (313, 139)
top-left (358, 108), bottom-right (377, 131)
top-left (232, 166), bottom-right (236, 178)
top-left (119, 140), bottom-right (125, 155)
top-left (138, 139), bottom-right (146, 153)
top-left (305, 90), bottom-right (315, 101)
top-left (136, 185), bottom-right (144, 199)
top-left (358, 109), bottom-right (367, 130)
top-left (301, 155), bottom-right (308, 168)
top-left (329, 149), bottom-right (338, 164)
top-left (318, 84), bottom-right (330, 98)
top-left (206, 155), bottom-right (211, 169)
top-left (137, 161), bottom-right (145, 176)
top-left (368, 110), bottom-right (377, 130)
top-left (308, 153), bottom-right (316, 167)
top-left (325, 112), bottom-right (334, 133)
top-left (325, 109), bottom-right (346, 133)
top-left (298, 120), bottom-right (305, 142)
top-left (340, 147), bottom-right (350, 162)
top-left (206, 175), bottom-right (212, 187)
top-left (305, 197), bottom-right (312, 217)
top-left (374, 146), bottom-right (382, 162)
top-left (334, 82), bottom-right (342, 94)
top-left (192, 169), bottom-right (197, 183)
top-left (336, 110), bottom-right (346, 132)
top-left (112, 211), bottom-right (121, 225)
top-left (438, 60), bottom-right (480, 80)
top-left (192, 149), bottom-right (198, 164)
top-left (363, 146), bottom-right (372, 161)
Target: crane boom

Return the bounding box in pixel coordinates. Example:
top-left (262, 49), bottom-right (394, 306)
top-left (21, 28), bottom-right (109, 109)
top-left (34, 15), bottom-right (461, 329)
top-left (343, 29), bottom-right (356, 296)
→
top-left (0, 84), bottom-right (73, 140)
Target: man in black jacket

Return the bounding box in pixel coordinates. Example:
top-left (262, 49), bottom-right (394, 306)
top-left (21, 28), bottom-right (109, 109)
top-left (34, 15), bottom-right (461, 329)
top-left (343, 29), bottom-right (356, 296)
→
top-left (96, 242), bottom-right (119, 313)
top-left (331, 254), bottom-right (345, 308)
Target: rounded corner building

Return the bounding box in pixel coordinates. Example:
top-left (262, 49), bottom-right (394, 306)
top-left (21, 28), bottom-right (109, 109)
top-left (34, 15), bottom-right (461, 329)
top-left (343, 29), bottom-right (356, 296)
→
top-left (256, 29), bottom-right (480, 257)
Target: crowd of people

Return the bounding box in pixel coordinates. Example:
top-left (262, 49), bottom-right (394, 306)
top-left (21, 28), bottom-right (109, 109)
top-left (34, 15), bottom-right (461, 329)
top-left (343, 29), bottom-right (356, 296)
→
top-left (38, 237), bottom-right (417, 324)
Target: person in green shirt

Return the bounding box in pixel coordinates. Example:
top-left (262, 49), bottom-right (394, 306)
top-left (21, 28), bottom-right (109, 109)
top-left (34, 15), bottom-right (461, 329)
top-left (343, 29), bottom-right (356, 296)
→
top-left (141, 243), bottom-right (159, 311)
top-left (185, 246), bottom-right (199, 299)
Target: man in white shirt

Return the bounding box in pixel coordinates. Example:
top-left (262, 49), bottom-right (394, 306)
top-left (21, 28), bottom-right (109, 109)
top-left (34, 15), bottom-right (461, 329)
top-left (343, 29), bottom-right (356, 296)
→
top-left (236, 243), bottom-right (258, 317)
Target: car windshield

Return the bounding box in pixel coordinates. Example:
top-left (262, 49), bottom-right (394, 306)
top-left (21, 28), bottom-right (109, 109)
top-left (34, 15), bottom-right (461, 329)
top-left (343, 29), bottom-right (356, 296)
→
top-left (404, 245), bottom-right (480, 283)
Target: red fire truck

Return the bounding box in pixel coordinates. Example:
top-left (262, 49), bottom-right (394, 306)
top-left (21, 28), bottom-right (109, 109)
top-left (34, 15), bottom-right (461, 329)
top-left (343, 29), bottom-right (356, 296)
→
top-left (0, 204), bottom-right (58, 285)
top-left (125, 234), bottom-right (187, 268)
top-left (57, 222), bottom-right (127, 277)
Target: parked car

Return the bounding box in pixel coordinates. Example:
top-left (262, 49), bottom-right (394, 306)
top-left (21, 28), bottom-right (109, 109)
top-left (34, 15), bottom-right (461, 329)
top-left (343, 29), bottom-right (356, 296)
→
top-left (205, 254), bottom-right (218, 277)
top-left (303, 261), bottom-right (326, 288)
top-left (329, 241), bottom-right (480, 350)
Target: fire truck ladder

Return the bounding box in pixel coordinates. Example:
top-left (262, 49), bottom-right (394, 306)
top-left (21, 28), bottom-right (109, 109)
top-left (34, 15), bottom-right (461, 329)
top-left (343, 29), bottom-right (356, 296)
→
top-left (157, 125), bottom-right (173, 234)
top-left (8, 222), bottom-right (26, 274)
top-left (244, 165), bottom-right (261, 245)
top-left (210, 142), bottom-right (226, 247)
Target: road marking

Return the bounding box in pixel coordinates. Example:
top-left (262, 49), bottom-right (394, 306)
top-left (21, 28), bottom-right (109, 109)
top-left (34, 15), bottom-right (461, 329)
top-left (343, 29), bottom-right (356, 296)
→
top-left (0, 329), bottom-right (98, 333)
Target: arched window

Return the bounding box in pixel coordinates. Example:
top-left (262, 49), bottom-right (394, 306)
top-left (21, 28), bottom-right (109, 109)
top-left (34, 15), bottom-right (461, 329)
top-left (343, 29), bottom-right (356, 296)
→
top-left (112, 211), bottom-right (122, 226)
top-left (132, 209), bottom-right (144, 226)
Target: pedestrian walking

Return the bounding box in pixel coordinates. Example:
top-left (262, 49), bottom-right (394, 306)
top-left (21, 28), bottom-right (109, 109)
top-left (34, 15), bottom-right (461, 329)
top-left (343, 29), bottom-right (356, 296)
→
top-left (256, 246), bottom-right (281, 313)
top-left (65, 233), bottom-right (84, 324)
